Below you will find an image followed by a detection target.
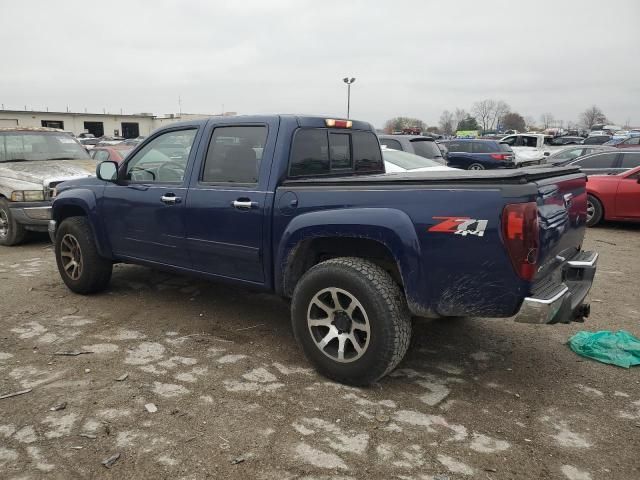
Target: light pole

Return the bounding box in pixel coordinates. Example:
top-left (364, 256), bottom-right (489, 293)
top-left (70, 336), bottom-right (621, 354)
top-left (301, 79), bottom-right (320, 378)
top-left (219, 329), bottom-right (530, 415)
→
top-left (342, 77), bottom-right (356, 119)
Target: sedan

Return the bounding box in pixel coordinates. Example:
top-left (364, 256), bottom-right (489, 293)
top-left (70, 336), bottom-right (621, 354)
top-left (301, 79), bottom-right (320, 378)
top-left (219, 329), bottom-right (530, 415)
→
top-left (606, 136), bottom-right (640, 148)
top-left (549, 136), bottom-right (584, 146)
top-left (586, 165), bottom-right (640, 226)
top-left (546, 145), bottom-right (615, 165)
top-left (554, 150), bottom-right (640, 176)
top-left (583, 135), bottom-right (611, 145)
top-left (382, 148), bottom-right (455, 173)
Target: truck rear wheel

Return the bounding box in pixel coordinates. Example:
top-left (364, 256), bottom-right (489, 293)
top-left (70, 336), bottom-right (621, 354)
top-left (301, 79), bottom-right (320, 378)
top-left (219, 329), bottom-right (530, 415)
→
top-left (291, 257), bottom-right (411, 386)
top-left (0, 199), bottom-right (27, 246)
top-left (55, 216), bottom-right (113, 294)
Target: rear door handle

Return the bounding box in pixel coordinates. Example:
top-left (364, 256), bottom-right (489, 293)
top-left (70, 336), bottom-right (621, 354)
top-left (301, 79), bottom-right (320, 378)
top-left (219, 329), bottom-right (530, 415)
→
top-left (161, 194), bottom-right (181, 205)
top-left (232, 199), bottom-right (258, 210)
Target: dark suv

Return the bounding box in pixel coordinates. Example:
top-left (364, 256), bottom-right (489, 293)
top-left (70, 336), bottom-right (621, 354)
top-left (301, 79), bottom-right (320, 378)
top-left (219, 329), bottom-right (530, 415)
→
top-left (440, 139), bottom-right (515, 170)
top-left (377, 135), bottom-right (445, 163)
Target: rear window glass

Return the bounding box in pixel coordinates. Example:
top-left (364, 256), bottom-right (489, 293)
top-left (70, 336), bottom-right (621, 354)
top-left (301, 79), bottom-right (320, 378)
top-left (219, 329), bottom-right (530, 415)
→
top-left (289, 129), bottom-right (382, 177)
top-left (380, 138), bottom-right (403, 150)
top-left (329, 133), bottom-right (351, 170)
top-left (574, 153), bottom-right (617, 168)
top-left (472, 142), bottom-right (496, 154)
top-left (410, 139), bottom-right (441, 159)
top-left (621, 152), bottom-right (640, 169)
top-left (445, 141), bottom-right (472, 153)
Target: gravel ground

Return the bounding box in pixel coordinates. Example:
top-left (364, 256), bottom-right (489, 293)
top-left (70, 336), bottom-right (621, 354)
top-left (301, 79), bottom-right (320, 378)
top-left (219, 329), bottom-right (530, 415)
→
top-left (1, 224), bottom-right (639, 480)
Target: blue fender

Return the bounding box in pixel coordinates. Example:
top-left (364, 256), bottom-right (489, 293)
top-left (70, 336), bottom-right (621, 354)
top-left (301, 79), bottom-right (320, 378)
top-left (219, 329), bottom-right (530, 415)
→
top-left (276, 207), bottom-right (422, 304)
top-left (52, 189), bottom-right (113, 259)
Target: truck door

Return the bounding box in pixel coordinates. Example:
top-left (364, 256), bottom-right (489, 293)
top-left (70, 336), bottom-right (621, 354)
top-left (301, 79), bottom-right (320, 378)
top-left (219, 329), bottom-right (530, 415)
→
top-left (184, 120), bottom-right (277, 284)
top-left (101, 127), bottom-right (199, 267)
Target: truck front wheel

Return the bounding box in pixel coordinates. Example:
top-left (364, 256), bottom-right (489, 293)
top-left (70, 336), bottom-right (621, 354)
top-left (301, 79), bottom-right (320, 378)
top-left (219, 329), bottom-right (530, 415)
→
top-left (0, 199), bottom-right (27, 246)
top-left (55, 216), bottom-right (113, 294)
top-left (291, 257), bottom-right (411, 386)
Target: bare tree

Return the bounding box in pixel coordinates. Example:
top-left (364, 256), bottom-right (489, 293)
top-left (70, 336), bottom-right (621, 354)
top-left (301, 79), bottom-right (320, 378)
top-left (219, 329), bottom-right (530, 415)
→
top-left (453, 108), bottom-right (467, 131)
top-left (472, 99), bottom-right (496, 132)
top-left (501, 112), bottom-right (526, 132)
top-left (540, 112), bottom-right (555, 129)
top-left (384, 117), bottom-right (427, 134)
top-left (579, 105), bottom-right (607, 129)
top-left (438, 110), bottom-right (454, 136)
top-left (524, 116), bottom-right (536, 131)
top-left (490, 100), bottom-right (510, 130)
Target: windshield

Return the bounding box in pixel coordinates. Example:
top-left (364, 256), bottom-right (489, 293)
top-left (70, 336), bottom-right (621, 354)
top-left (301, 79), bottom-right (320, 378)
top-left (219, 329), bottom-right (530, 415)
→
top-left (0, 132), bottom-right (90, 162)
top-left (383, 149), bottom-right (441, 170)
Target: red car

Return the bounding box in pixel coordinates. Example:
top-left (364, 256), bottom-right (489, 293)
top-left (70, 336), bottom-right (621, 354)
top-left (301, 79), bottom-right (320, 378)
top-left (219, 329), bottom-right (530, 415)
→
top-left (613, 136), bottom-right (640, 148)
top-left (587, 165), bottom-right (640, 226)
top-left (89, 145), bottom-right (132, 164)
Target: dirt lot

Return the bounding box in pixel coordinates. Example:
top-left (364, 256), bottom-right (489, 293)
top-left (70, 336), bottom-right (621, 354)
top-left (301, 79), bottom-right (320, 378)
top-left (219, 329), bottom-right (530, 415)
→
top-left (1, 225), bottom-right (639, 480)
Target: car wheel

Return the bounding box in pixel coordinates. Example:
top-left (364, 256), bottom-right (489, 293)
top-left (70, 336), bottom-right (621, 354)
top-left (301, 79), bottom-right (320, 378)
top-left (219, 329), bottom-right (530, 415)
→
top-left (55, 216), bottom-right (113, 294)
top-left (291, 257), bottom-right (411, 386)
top-left (0, 198), bottom-right (27, 246)
top-left (586, 195), bottom-right (603, 227)
top-left (467, 163), bottom-right (485, 170)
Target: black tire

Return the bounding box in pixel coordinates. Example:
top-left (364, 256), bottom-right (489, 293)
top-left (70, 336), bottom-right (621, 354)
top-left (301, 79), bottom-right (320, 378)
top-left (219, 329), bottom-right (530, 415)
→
top-left (55, 216), bottom-right (112, 294)
top-left (586, 194), bottom-right (603, 227)
top-left (0, 198), bottom-right (27, 246)
top-left (467, 163), bottom-right (485, 170)
top-left (291, 257), bottom-right (411, 386)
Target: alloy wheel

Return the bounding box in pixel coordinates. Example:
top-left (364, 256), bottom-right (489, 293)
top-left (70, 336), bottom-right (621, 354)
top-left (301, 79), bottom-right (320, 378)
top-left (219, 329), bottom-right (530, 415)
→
top-left (0, 209), bottom-right (8, 239)
top-left (307, 287), bottom-right (370, 363)
top-left (60, 234), bottom-right (83, 280)
top-left (586, 201), bottom-right (595, 222)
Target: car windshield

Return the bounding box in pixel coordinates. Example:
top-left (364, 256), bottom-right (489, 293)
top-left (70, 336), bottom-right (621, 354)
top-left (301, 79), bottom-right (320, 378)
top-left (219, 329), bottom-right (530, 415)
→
top-left (0, 132), bottom-right (90, 162)
top-left (383, 149), bottom-right (441, 170)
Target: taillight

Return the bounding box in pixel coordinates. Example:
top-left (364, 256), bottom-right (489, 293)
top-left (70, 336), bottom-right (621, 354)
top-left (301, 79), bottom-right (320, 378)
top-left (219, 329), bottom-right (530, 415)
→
top-left (502, 202), bottom-right (539, 281)
top-left (491, 153), bottom-right (508, 160)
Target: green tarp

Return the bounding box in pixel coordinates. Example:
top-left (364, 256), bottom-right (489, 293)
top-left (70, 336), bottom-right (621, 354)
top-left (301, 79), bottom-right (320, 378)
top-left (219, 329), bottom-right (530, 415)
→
top-left (568, 330), bottom-right (640, 368)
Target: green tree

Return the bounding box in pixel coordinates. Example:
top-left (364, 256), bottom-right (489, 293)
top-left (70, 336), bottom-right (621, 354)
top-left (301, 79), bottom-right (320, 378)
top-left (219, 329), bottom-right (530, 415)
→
top-left (456, 115), bottom-right (479, 131)
top-left (501, 112), bottom-right (526, 132)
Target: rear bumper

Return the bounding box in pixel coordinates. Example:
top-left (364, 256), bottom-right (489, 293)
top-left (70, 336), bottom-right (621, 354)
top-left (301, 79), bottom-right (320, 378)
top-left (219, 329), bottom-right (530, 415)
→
top-left (514, 251), bottom-right (598, 324)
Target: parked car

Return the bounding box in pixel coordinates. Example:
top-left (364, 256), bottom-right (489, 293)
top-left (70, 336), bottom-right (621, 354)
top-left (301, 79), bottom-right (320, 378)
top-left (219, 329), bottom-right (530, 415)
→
top-left (0, 127), bottom-right (96, 245)
top-left (78, 137), bottom-right (101, 150)
top-left (89, 146), bottom-right (133, 164)
top-left (378, 135), bottom-right (445, 163)
top-left (546, 145), bottom-right (616, 165)
top-left (586, 165), bottom-right (640, 227)
top-left (606, 136), bottom-right (640, 148)
top-left (50, 115), bottom-right (598, 385)
top-left (553, 150), bottom-right (640, 176)
top-left (549, 136), bottom-right (584, 146)
top-left (583, 135), bottom-right (611, 145)
top-left (96, 136), bottom-right (125, 147)
top-left (499, 133), bottom-right (552, 164)
top-left (382, 148), bottom-right (454, 173)
top-left (440, 139), bottom-right (515, 170)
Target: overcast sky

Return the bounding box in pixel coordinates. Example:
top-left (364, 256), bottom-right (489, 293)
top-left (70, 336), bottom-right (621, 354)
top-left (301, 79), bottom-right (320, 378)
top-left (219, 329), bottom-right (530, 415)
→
top-left (1, 0), bottom-right (639, 128)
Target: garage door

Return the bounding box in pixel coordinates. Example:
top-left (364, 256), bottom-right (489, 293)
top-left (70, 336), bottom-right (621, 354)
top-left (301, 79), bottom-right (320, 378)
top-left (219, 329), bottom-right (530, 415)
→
top-left (0, 119), bottom-right (18, 127)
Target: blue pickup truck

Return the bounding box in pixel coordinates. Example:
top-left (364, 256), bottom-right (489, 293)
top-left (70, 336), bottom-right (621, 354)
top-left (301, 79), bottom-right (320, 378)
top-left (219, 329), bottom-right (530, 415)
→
top-left (50, 115), bottom-right (598, 385)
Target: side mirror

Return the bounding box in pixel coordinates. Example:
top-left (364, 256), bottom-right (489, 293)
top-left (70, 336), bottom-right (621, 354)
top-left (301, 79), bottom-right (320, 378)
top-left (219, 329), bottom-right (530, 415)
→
top-left (96, 161), bottom-right (118, 182)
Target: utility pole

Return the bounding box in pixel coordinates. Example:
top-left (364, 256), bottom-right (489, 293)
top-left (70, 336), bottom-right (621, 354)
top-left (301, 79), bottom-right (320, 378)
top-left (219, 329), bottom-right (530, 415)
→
top-left (342, 77), bottom-right (356, 119)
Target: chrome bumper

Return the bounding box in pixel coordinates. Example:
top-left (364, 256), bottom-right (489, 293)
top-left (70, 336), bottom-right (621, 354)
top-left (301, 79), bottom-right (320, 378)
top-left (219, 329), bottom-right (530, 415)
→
top-left (48, 219), bottom-right (57, 243)
top-left (515, 251), bottom-right (598, 324)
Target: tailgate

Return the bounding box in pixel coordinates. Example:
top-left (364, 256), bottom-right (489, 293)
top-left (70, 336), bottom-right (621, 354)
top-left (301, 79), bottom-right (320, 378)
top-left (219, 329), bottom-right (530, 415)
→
top-left (534, 172), bottom-right (588, 280)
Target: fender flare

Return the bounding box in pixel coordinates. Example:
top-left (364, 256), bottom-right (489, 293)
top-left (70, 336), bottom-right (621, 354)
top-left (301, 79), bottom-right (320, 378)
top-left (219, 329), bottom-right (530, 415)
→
top-left (52, 189), bottom-right (113, 258)
top-left (276, 207), bottom-right (422, 301)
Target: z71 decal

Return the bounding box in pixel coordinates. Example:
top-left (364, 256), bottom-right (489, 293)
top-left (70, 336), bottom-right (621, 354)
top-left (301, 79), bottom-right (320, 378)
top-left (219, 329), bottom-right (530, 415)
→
top-left (428, 216), bottom-right (488, 237)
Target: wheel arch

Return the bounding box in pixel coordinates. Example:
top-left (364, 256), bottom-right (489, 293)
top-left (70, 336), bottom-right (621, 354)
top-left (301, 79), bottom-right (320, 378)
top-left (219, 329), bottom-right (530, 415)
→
top-left (276, 208), bottom-right (422, 301)
top-left (587, 191), bottom-right (606, 221)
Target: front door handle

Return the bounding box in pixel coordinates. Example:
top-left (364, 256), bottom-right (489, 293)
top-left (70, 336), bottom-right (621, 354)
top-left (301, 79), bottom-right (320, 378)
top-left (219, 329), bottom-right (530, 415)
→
top-left (232, 199), bottom-right (258, 210)
top-left (161, 194), bottom-right (181, 205)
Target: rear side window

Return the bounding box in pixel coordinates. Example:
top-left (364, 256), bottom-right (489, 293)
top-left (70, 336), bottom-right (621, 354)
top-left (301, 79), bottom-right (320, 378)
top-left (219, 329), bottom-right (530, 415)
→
top-left (353, 131), bottom-right (383, 173)
top-left (498, 143), bottom-right (512, 152)
top-left (574, 153), bottom-right (617, 168)
top-left (621, 152), bottom-right (640, 168)
top-left (623, 137), bottom-right (640, 145)
top-left (472, 142), bottom-right (495, 154)
top-left (410, 139), bottom-right (441, 159)
top-left (289, 129), bottom-right (382, 177)
top-left (446, 141), bottom-right (471, 153)
top-left (380, 138), bottom-right (403, 150)
top-left (202, 126), bottom-right (267, 184)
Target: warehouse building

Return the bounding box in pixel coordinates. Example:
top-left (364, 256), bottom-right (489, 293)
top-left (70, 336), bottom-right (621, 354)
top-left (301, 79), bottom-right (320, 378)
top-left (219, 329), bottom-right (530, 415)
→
top-left (0, 110), bottom-right (235, 138)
